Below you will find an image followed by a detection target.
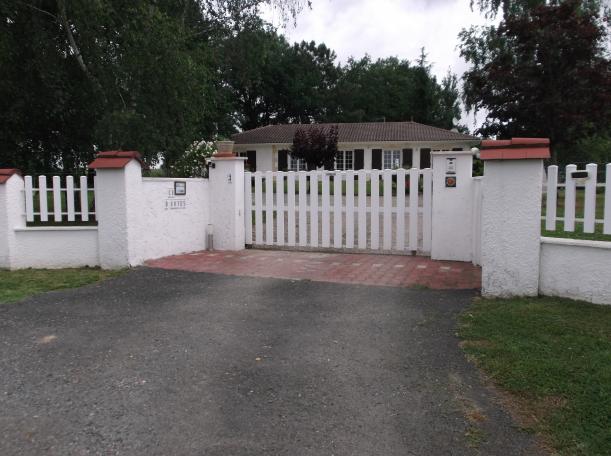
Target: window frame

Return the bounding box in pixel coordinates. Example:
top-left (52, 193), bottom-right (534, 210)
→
top-left (288, 154), bottom-right (307, 172)
top-left (335, 150), bottom-right (354, 171)
top-left (383, 150), bottom-right (401, 169)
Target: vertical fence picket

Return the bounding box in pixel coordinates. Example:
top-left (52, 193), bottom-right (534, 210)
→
top-left (244, 172), bottom-right (253, 244)
top-left (298, 172), bottom-right (308, 246)
top-left (254, 173), bottom-right (263, 244)
top-left (66, 176), bottom-right (75, 222)
top-left (321, 172), bottom-right (330, 247)
top-left (52, 176), bottom-right (62, 222)
top-left (382, 170), bottom-right (392, 250)
top-left (545, 165), bottom-right (558, 231)
top-left (24, 176), bottom-right (34, 222)
top-left (345, 171), bottom-right (355, 248)
top-left (310, 172), bottom-right (319, 247)
top-left (357, 170), bottom-right (367, 249)
top-left (422, 169), bottom-right (433, 252)
top-left (370, 170), bottom-right (380, 249)
top-left (583, 164), bottom-right (598, 233)
top-left (265, 171), bottom-right (274, 245)
top-left (409, 168), bottom-right (419, 251)
top-left (395, 169), bottom-right (406, 250)
top-left (333, 173), bottom-right (342, 248)
top-left (605, 163), bottom-right (611, 235)
top-left (38, 176), bottom-right (48, 222)
top-left (287, 172), bottom-right (296, 246)
top-left (276, 173), bottom-right (285, 246)
top-left (79, 176), bottom-right (89, 222)
top-left (564, 164), bottom-right (577, 232)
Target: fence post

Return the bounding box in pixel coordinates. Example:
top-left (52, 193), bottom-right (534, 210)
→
top-left (208, 144), bottom-right (246, 250)
top-left (479, 138), bottom-right (550, 297)
top-left (0, 169), bottom-right (25, 269)
top-left (431, 150), bottom-right (475, 261)
top-left (89, 151), bottom-right (144, 268)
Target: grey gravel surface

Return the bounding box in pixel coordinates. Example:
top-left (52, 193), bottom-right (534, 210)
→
top-left (0, 268), bottom-right (543, 455)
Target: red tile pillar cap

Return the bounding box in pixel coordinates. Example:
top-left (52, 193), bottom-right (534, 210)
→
top-left (479, 138), bottom-right (550, 160)
top-left (88, 151), bottom-right (147, 169)
top-left (0, 168), bottom-right (21, 184)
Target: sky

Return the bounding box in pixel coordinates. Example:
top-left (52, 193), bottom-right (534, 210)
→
top-left (261, 0), bottom-right (498, 129)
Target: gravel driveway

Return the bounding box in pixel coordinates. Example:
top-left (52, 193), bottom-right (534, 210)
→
top-left (0, 268), bottom-right (542, 455)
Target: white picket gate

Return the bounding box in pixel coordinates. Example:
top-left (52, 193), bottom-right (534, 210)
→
top-left (24, 175), bottom-right (96, 224)
top-left (244, 168), bottom-right (432, 254)
top-left (544, 163), bottom-right (610, 235)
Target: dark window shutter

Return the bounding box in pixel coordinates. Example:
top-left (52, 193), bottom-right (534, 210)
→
top-left (420, 148), bottom-right (431, 169)
top-left (354, 149), bottom-right (364, 170)
top-left (278, 150), bottom-right (288, 171)
top-left (246, 150), bottom-right (257, 171)
top-left (402, 149), bottom-right (412, 169)
top-left (372, 149), bottom-right (382, 169)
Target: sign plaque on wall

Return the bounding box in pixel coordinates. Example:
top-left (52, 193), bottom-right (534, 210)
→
top-left (174, 181), bottom-right (187, 195)
top-left (165, 182), bottom-right (187, 210)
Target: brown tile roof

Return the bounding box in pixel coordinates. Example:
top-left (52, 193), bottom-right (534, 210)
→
top-left (232, 121), bottom-right (478, 144)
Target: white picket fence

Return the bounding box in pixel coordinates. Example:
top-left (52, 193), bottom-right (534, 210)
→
top-left (24, 175), bottom-right (96, 224)
top-left (244, 169), bottom-right (432, 253)
top-left (544, 163), bottom-right (610, 235)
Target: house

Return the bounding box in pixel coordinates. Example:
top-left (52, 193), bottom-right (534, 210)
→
top-left (231, 121), bottom-right (479, 172)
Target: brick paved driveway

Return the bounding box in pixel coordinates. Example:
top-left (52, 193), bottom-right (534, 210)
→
top-left (146, 249), bottom-right (481, 289)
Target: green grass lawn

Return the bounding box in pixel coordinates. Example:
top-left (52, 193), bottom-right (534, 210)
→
top-left (0, 268), bottom-right (123, 304)
top-left (460, 297), bottom-right (611, 456)
top-left (542, 188), bottom-right (610, 242)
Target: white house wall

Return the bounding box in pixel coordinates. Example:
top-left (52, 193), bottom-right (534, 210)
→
top-left (235, 141), bottom-right (475, 172)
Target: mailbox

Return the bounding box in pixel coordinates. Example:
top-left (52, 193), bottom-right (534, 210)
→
top-left (571, 170), bottom-right (589, 179)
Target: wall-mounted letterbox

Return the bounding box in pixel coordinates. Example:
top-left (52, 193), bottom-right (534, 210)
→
top-left (445, 157), bottom-right (457, 187)
top-left (571, 170), bottom-right (589, 179)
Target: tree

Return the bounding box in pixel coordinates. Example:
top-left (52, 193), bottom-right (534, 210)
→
top-left (329, 53), bottom-right (463, 130)
top-left (290, 126), bottom-right (338, 170)
top-left (460, 0), bottom-right (611, 162)
top-left (0, 0), bottom-right (310, 174)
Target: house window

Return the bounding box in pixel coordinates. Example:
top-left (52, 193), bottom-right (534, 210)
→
top-left (288, 154), bottom-right (307, 171)
top-left (383, 150), bottom-right (401, 169)
top-left (335, 150), bottom-right (354, 171)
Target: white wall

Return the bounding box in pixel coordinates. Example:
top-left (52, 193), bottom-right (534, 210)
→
top-left (1, 160), bottom-right (213, 270)
top-left (134, 178), bottom-right (210, 262)
top-left (539, 237), bottom-right (611, 305)
top-left (0, 174), bottom-right (22, 268)
top-left (431, 150), bottom-right (474, 262)
top-left (0, 173), bottom-right (101, 269)
top-left (12, 228), bottom-right (99, 269)
top-left (481, 160), bottom-right (544, 297)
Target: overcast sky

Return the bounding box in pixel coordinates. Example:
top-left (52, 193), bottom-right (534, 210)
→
top-left (261, 0), bottom-right (498, 129)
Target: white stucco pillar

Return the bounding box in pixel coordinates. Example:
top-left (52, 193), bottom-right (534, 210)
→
top-left (208, 156), bottom-right (246, 250)
top-left (480, 138), bottom-right (550, 297)
top-left (412, 148), bottom-right (421, 169)
top-left (0, 170), bottom-right (25, 269)
top-left (90, 152), bottom-right (144, 268)
top-left (431, 150), bottom-right (474, 262)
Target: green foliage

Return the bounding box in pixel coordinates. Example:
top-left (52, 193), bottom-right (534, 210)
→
top-left (460, 296), bottom-right (611, 455)
top-left (329, 51), bottom-right (463, 130)
top-left (290, 126), bottom-right (338, 170)
top-left (460, 0), bottom-right (611, 163)
top-left (0, 0), bottom-right (466, 175)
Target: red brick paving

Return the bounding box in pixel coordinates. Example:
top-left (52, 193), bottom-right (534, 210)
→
top-left (146, 249), bottom-right (481, 290)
